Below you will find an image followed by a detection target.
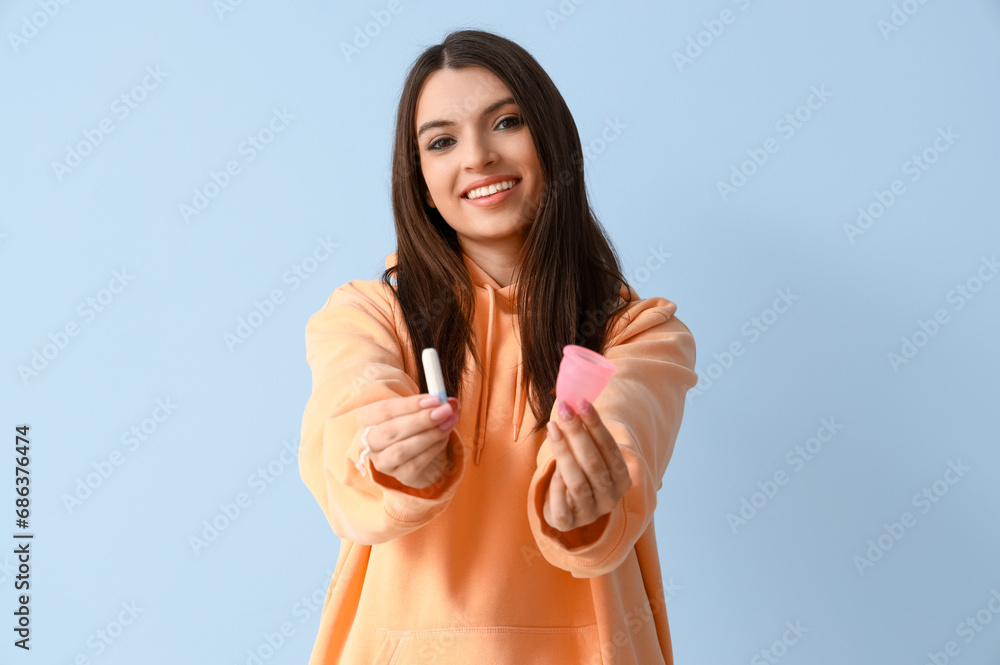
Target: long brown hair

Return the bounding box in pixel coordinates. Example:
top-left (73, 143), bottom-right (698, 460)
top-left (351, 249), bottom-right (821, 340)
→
top-left (382, 28), bottom-right (634, 438)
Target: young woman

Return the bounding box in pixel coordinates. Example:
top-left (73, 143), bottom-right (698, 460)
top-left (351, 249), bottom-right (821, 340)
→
top-left (299, 28), bottom-right (698, 665)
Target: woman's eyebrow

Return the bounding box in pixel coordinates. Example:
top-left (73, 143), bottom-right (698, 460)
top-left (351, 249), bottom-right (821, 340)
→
top-left (417, 96), bottom-right (517, 138)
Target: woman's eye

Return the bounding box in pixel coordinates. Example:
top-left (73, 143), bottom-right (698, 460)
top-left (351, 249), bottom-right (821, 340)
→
top-left (428, 137), bottom-right (454, 151)
top-left (497, 115), bottom-right (522, 130)
top-left (426, 117), bottom-right (521, 151)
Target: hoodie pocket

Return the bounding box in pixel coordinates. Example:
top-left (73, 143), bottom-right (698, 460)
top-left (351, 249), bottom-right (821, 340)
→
top-left (372, 623), bottom-right (600, 665)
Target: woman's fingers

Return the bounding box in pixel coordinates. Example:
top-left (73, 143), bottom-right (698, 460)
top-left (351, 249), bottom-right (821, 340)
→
top-left (358, 394), bottom-right (451, 449)
top-left (371, 416), bottom-right (448, 472)
top-left (546, 421), bottom-right (595, 521)
top-left (357, 393), bottom-right (435, 453)
top-left (544, 465), bottom-right (572, 532)
top-left (359, 393), bottom-right (460, 483)
top-left (396, 435), bottom-right (451, 488)
top-left (573, 400), bottom-right (632, 498)
top-left (544, 399), bottom-right (632, 530)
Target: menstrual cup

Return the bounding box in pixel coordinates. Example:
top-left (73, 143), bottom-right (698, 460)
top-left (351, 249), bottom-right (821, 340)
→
top-left (555, 344), bottom-right (617, 413)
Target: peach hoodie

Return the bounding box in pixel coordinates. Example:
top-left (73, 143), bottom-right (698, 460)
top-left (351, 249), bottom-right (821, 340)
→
top-left (298, 250), bottom-right (697, 664)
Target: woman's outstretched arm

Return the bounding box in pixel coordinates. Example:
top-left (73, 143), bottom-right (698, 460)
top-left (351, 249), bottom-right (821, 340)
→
top-left (526, 296), bottom-right (698, 578)
top-left (299, 281), bottom-right (466, 545)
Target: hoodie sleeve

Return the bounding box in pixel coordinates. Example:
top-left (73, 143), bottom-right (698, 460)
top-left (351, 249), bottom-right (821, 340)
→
top-left (299, 280), bottom-right (466, 546)
top-left (525, 296), bottom-right (697, 578)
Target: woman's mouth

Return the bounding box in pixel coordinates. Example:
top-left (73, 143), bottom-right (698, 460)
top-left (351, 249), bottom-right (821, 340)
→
top-left (462, 178), bottom-right (521, 206)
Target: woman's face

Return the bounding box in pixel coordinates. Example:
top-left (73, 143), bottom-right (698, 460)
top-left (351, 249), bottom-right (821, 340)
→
top-left (414, 66), bottom-right (545, 256)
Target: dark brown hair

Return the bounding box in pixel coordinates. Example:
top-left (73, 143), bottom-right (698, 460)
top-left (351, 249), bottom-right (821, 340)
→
top-left (381, 28), bottom-right (633, 437)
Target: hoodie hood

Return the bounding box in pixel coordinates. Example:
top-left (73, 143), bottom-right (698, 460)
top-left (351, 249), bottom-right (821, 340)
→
top-left (384, 250), bottom-right (529, 466)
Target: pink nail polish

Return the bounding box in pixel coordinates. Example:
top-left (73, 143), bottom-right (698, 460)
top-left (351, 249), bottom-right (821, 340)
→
top-left (557, 400), bottom-right (573, 421)
top-left (430, 403), bottom-right (451, 420)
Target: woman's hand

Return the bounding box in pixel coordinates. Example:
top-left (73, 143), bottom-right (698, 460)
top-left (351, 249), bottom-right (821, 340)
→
top-left (543, 398), bottom-right (633, 533)
top-left (355, 394), bottom-right (460, 489)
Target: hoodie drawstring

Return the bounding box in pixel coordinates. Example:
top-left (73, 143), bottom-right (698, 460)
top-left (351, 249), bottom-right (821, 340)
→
top-left (473, 285), bottom-right (495, 466)
top-left (472, 282), bottom-right (531, 465)
top-left (512, 311), bottom-right (526, 444)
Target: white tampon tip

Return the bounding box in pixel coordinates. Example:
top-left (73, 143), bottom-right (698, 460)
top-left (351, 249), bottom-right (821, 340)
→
top-left (421, 348), bottom-right (448, 404)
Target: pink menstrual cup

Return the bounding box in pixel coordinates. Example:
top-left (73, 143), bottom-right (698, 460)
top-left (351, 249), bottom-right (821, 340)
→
top-left (555, 344), bottom-right (617, 413)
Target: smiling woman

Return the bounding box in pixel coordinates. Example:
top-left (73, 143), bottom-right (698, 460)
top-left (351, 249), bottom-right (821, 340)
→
top-left (298, 28), bottom-right (698, 665)
top-left (414, 66), bottom-right (545, 288)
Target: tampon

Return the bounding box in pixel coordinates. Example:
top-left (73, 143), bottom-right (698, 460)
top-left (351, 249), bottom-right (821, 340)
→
top-left (421, 348), bottom-right (448, 404)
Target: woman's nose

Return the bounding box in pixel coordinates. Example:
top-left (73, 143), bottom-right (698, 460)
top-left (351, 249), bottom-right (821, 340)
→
top-left (461, 134), bottom-right (497, 169)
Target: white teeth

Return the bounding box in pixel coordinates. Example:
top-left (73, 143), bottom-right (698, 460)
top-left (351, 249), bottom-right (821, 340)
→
top-left (465, 179), bottom-right (518, 200)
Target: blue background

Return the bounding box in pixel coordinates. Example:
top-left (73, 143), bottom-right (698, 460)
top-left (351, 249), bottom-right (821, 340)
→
top-left (2, 0), bottom-right (998, 663)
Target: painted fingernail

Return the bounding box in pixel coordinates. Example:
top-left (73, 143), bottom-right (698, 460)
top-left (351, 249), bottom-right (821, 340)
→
top-left (557, 400), bottom-right (574, 421)
top-left (579, 399), bottom-right (594, 417)
top-left (430, 403), bottom-right (451, 420)
top-left (438, 414), bottom-right (458, 430)
top-left (420, 395), bottom-right (441, 407)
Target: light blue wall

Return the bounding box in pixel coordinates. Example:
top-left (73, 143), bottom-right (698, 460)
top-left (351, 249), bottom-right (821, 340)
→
top-left (2, 0), bottom-right (998, 663)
